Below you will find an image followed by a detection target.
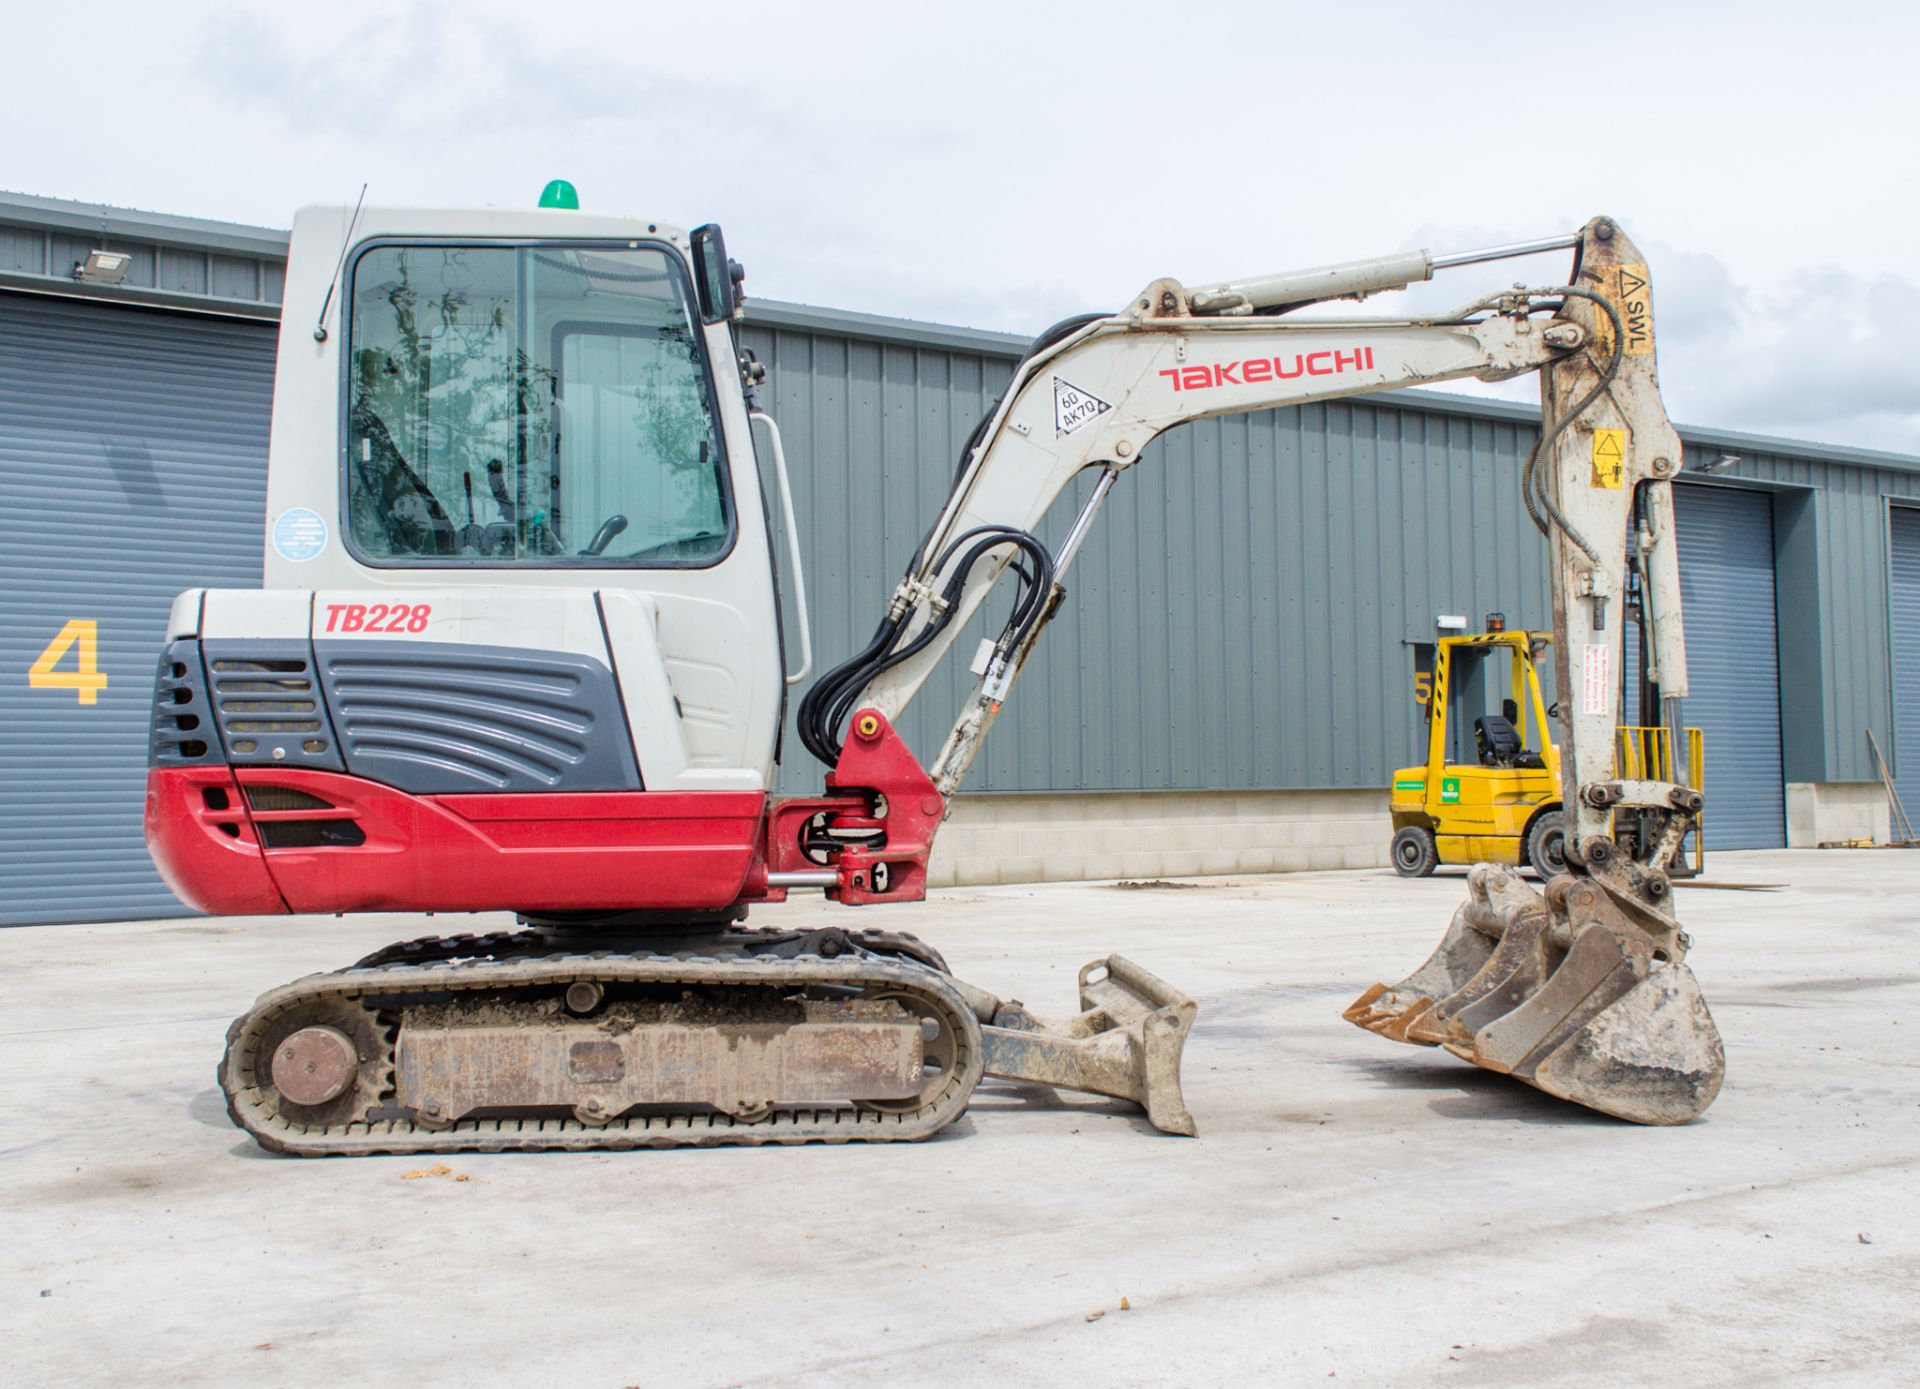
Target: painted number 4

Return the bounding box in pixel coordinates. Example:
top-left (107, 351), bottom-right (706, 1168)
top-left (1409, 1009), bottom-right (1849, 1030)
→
top-left (29, 620), bottom-right (108, 705)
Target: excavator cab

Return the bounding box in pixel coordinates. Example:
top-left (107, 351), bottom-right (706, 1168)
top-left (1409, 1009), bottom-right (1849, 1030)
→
top-left (149, 207), bottom-right (798, 921)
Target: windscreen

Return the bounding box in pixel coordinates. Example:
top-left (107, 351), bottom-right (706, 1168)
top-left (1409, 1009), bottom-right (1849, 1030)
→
top-left (345, 243), bottom-right (730, 566)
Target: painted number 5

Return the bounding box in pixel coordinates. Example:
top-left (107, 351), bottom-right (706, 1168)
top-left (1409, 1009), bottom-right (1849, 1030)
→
top-left (29, 619), bottom-right (108, 705)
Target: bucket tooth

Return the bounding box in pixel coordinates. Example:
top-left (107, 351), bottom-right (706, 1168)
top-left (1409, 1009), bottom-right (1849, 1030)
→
top-left (1343, 981), bottom-right (1389, 1018)
top-left (1344, 863), bottom-right (1535, 1041)
top-left (967, 954), bottom-right (1199, 1136)
top-left (1402, 1002), bottom-right (1458, 1046)
top-left (1350, 863), bottom-right (1725, 1124)
top-left (1378, 997), bottom-right (1438, 1043)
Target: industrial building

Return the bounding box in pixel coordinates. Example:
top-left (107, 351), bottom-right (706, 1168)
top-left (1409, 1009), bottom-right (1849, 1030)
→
top-left (3, 190), bottom-right (1916, 926)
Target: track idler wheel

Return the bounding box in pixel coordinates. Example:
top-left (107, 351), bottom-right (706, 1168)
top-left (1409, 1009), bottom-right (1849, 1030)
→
top-left (1344, 864), bottom-right (1724, 1124)
top-left (229, 998), bottom-right (392, 1133)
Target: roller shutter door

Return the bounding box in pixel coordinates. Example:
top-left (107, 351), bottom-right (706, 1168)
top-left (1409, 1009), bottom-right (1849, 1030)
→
top-left (1670, 484), bottom-right (1785, 850)
top-left (0, 293), bottom-right (274, 925)
top-left (1890, 506), bottom-right (1920, 830)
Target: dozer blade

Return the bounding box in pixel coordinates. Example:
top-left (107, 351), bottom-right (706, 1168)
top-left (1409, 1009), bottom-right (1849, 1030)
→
top-left (1345, 865), bottom-right (1723, 1125)
top-left (953, 955), bottom-right (1199, 1136)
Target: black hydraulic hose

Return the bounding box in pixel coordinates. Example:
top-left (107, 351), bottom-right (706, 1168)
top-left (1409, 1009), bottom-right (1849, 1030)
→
top-left (796, 525), bottom-right (1054, 765)
top-left (1522, 285), bottom-right (1626, 563)
top-left (797, 613), bottom-right (905, 766)
top-left (903, 311), bottom-right (1108, 572)
top-left (799, 310), bottom-right (1098, 767)
top-left (799, 529), bottom-right (1051, 765)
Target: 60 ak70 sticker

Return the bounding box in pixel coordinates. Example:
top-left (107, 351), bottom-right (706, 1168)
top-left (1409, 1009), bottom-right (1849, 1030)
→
top-left (1053, 377), bottom-right (1112, 435)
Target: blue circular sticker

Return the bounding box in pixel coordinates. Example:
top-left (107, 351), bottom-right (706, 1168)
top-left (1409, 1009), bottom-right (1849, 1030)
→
top-left (273, 507), bottom-right (329, 562)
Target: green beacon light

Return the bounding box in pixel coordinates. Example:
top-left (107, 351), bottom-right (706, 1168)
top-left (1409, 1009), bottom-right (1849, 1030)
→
top-left (538, 179), bottom-right (580, 210)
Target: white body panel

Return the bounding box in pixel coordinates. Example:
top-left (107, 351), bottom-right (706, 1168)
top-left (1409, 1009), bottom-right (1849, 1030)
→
top-left (203, 588), bottom-right (314, 640)
top-left (166, 590), bottom-right (206, 641)
top-left (601, 591), bottom-right (764, 791)
top-left (311, 587), bottom-right (609, 659)
top-left (250, 204), bottom-right (782, 790)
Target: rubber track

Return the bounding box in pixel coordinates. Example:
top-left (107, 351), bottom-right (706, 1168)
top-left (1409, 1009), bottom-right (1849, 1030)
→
top-left (221, 949), bottom-right (984, 1157)
top-left (349, 927), bottom-right (951, 974)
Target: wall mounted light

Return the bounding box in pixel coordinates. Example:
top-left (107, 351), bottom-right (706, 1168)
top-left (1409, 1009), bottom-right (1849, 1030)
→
top-left (73, 250), bottom-right (132, 285)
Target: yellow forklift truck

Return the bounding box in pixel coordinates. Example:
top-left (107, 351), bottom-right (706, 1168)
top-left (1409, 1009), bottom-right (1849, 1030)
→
top-left (1390, 615), bottom-right (1703, 879)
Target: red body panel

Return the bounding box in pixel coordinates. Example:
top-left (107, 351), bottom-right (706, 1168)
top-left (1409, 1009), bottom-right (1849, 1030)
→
top-left (146, 768), bottom-right (768, 915)
top-left (144, 710), bottom-right (943, 918)
top-left (145, 766), bottom-right (291, 915)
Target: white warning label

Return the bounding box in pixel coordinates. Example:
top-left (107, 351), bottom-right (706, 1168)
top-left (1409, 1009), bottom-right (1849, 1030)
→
top-left (1053, 376), bottom-right (1112, 436)
top-left (1582, 642), bottom-right (1611, 716)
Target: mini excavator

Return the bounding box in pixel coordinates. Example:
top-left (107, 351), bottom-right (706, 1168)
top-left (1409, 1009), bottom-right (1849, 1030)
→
top-left (146, 196), bottom-right (1722, 1153)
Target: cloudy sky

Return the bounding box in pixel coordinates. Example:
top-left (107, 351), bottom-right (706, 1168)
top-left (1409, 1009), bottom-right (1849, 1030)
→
top-left (7, 2), bottom-right (1915, 452)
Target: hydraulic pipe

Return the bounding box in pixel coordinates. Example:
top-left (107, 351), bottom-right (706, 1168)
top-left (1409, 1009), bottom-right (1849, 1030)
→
top-left (1188, 232), bottom-right (1582, 315)
top-left (1428, 233), bottom-right (1582, 270)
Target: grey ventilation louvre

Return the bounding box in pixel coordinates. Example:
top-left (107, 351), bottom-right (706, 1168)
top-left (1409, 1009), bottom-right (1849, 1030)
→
top-left (197, 640), bottom-right (345, 771)
top-left (210, 657), bottom-right (324, 736)
top-left (149, 641), bottom-right (216, 766)
top-left (243, 785), bottom-right (334, 812)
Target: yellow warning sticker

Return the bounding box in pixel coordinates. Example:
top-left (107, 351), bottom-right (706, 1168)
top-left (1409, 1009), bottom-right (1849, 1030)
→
top-left (1593, 262), bottom-right (1654, 357)
top-left (1591, 428), bottom-right (1626, 488)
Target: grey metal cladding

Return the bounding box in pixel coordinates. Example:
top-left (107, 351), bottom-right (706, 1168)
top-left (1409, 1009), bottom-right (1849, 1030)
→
top-left (1886, 505), bottom-right (1920, 817)
top-left (1668, 484), bottom-right (1786, 849)
top-left (199, 638), bottom-right (344, 772)
top-left (149, 639), bottom-right (218, 767)
top-left (0, 193), bottom-right (287, 320)
top-left (0, 292), bottom-right (274, 927)
top-left (314, 641), bottom-right (641, 794)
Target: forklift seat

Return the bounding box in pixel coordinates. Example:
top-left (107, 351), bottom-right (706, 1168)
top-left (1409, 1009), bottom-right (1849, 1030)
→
top-left (1475, 714), bottom-right (1547, 770)
top-left (1474, 714), bottom-right (1522, 767)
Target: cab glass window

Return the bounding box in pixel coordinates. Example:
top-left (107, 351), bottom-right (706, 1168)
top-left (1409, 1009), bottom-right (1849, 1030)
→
top-left (345, 243), bottom-right (730, 566)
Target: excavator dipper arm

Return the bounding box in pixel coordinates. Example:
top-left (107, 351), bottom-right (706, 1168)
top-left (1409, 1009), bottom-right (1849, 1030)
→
top-left (1342, 223), bottom-right (1723, 1123)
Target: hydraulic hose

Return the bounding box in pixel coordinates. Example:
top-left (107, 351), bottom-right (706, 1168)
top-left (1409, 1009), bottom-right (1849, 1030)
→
top-left (1521, 285), bottom-right (1626, 562)
top-left (798, 311), bottom-right (1100, 767)
top-left (797, 525), bottom-right (1054, 766)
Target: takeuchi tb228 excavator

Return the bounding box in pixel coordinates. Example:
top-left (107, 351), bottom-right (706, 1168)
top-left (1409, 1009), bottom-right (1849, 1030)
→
top-left (145, 194), bottom-right (1723, 1154)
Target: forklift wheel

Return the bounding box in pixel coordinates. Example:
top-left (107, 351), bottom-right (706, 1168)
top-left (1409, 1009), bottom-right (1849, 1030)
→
top-left (1526, 812), bottom-right (1568, 879)
top-left (1391, 826), bottom-right (1439, 878)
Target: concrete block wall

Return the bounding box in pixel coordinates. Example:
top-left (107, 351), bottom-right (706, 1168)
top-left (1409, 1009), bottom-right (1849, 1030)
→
top-left (1786, 781), bottom-right (1894, 847)
top-left (925, 788), bottom-right (1393, 888)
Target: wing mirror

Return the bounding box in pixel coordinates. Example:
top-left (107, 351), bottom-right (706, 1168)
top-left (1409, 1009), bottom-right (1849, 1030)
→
top-left (691, 223), bottom-right (743, 323)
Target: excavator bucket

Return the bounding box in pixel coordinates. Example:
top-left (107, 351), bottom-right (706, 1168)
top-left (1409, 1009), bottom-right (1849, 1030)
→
top-left (954, 955), bottom-right (1199, 1135)
top-left (1345, 865), bottom-right (1723, 1124)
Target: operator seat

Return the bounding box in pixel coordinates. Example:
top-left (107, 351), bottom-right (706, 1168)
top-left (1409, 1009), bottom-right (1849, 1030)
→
top-left (1474, 713), bottom-right (1549, 770)
top-left (1474, 714), bottom-right (1522, 767)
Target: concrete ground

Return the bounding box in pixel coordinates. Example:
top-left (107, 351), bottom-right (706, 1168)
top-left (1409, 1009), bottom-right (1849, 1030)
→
top-left (3, 850), bottom-right (1915, 1387)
